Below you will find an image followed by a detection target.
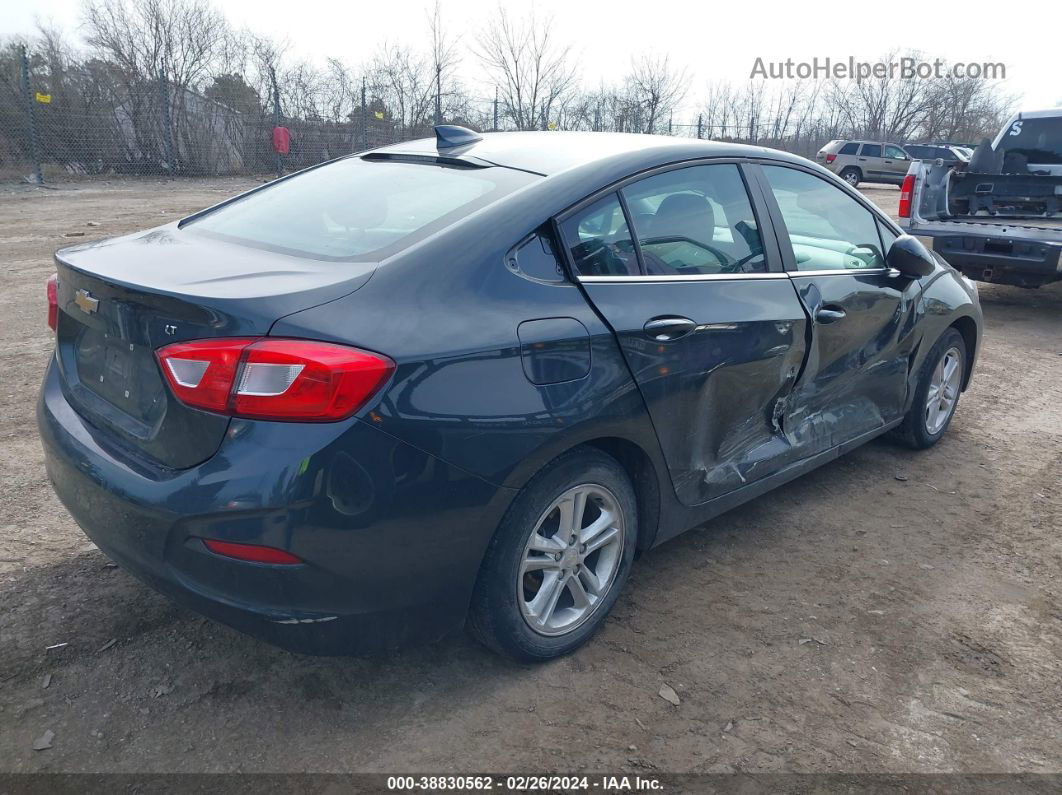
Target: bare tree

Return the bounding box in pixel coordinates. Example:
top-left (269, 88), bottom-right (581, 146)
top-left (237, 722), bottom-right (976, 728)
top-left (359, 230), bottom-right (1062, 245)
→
top-left (476, 6), bottom-right (577, 130)
top-left (82, 0), bottom-right (228, 90)
top-left (625, 53), bottom-right (686, 134)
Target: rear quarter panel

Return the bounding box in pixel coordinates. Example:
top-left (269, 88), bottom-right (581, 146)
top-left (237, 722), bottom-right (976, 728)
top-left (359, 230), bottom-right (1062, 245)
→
top-left (270, 205), bottom-right (671, 502)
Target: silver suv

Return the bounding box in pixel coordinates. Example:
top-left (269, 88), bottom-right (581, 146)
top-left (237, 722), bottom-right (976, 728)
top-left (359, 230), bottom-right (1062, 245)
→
top-left (816, 140), bottom-right (911, 187)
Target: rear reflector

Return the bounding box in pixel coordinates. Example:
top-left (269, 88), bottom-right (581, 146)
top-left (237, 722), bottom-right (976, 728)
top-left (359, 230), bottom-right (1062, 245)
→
top-left (202, 539), bottom-right (302, 565)
top-left (156, 337), bottom-right (394, 421)
top-left (825, 153), bottom-right (837, 164)
top-left (47, 274), bottom-right (58, 331)
top-left (898, 174), bottom-right (915, 218)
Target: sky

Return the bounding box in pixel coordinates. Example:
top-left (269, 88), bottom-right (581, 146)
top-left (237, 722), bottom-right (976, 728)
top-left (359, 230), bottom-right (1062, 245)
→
top-left (4, 0), bottom-right (1059, 117)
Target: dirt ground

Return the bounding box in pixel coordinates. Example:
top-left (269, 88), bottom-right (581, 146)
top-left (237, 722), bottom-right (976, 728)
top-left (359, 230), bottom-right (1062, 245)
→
top-left (0, 177), bottom-right (1060, 775)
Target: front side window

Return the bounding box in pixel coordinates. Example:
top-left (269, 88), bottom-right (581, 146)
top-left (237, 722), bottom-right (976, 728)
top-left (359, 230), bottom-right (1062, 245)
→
top-left (761, 165), bottom-right (886, 271)
top-left (860, 143), bottom-right (883, 157)
top-left (186, 157), bottom-right (539, 260)
top-left (620, 164), bottom-right (766, 275)
top-left (559, 194), bottom-right (639, 277)
top-left (884, 145), bottom-right (907, 159)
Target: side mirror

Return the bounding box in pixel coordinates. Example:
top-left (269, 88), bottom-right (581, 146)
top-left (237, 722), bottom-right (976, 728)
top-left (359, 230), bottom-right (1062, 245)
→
top-left (887, 234), bottom-right (937, 278)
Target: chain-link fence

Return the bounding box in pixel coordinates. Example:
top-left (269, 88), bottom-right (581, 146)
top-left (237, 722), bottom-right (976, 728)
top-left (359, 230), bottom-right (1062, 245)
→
top-left (0, 47), bottom-right (487, 182)
top-left (1, 42), bottom-right (839, 184)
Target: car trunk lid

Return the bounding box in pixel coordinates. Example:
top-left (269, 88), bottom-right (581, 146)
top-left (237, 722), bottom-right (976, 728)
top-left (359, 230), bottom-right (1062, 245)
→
top-left (53, 224), bottom-right (375, 469)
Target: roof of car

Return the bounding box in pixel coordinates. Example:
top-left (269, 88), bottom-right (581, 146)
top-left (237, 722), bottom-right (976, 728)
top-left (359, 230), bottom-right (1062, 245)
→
top-left (372, 130), bottom-right (802, 177)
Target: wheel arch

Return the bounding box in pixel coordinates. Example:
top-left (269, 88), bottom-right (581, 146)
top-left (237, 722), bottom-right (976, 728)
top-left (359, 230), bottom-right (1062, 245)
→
top-left (581, 437), bottom-right (662, 552)
top-left (948, 314), bottom-right (978, 390)
top-left (502, 435), bottom-right (665, 553)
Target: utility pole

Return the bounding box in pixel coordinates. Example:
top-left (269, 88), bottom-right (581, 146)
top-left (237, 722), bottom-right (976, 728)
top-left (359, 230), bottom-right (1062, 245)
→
top-left (158, 67), bottom-right (176, 176)
top-left (361, 77), bottom-right (367, 151)
top-left (434, 64), bottom-right (442, 126)
top-left (19, 45), bottom-right (42, 184)
top-left (269, 66), bottom-right (281, 178)
top-left (492, 88), bottom-right (498, 132)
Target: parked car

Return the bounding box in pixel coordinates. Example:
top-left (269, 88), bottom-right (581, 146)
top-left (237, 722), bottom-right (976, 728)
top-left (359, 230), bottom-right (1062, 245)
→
top-left (900, 108), bottom-right (1062, 287)
top-left (39, 128), bottom-right (982, 661)
top-left (904, 144), bottom-right (970, 164)
top-left (815, 139), bottom-right (912, 186)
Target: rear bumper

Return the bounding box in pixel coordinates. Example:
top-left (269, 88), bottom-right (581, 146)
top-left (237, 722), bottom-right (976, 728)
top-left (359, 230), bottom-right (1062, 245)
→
top-left (37, 357), bottom-right (516, 655)
top-left (922, 232), bottom-right (1062, 287)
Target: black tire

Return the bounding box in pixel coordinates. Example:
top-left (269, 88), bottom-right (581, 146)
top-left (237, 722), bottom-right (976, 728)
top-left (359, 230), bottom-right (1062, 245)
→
top-left (468, 448), bottom-right (638, 662)
top-left (839, 167), bottom-right (862, 187)
top-left (893, 328), bottom-right (967, 450)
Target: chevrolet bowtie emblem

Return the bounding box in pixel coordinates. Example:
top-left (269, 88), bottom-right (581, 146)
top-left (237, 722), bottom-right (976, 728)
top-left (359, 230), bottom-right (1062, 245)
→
top-left (74, 288), bottom-right (99, 315)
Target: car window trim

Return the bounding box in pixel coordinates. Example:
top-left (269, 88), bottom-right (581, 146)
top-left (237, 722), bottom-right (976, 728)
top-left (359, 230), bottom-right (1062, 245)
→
top-left (554, 157), bottom-right (784, 282)
top-left (578, 272), bottom-right (790, 283)
top-left (744, 161), bottom-right (899, 275)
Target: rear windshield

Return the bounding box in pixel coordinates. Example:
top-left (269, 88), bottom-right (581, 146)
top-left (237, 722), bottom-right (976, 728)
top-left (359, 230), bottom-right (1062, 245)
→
top-left (998, 118), bottom-right (1062, 165)
top-left (185, 157), bottom-right (539, 260)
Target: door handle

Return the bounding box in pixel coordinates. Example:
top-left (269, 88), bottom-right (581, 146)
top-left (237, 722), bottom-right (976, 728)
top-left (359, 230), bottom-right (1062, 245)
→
top-left (644, 316), bottom-right (696, 341)
top-left (815, 307), bottom-right (847, 324)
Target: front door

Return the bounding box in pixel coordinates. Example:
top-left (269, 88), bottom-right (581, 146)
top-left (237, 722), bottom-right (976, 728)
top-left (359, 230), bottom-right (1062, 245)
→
top-left (558, 163), bottom-right (809, 506)
top-left (882, 144), bottom-right (911, 183)
top-left (754, 163), bottom-right (919, 454)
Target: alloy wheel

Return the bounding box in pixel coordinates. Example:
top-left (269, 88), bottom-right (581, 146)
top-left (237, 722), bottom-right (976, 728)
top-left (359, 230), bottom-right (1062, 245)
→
top-left (925, 346), bottom-right (963, 435)
top-left (518, 484), bottom-right (625, 637)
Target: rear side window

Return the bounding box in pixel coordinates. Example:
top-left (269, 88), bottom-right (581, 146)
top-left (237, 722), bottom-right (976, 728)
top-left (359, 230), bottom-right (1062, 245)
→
top-left (761, 165), bottom-right (886, 271)
top-left (560, 194), bottom-right (639, 277)
top-left (511, 231), bottom-right (564, 282)
top-left (620, 164), bottom-right (765, 275)
top-left (860, 143), bottom-right (882, 157)
top-left (186, 158), bottom-right (539, 260)
top-left (839, 142), bottom-right (859, 155)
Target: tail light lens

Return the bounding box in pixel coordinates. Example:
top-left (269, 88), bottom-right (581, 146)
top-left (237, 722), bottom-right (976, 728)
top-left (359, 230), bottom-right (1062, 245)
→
top-left (156, 338), bottom-right (394, 421)
top-left (46, 274), bottom-right (58, 331)
top-left (825, 153), bottom-right (837, 164)
top-left (898, 174), bottom-right (915, 218)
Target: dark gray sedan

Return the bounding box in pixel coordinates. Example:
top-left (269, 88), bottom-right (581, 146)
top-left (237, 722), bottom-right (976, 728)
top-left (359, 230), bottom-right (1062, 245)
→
top-left (38, 128), bottom-right (982, 661)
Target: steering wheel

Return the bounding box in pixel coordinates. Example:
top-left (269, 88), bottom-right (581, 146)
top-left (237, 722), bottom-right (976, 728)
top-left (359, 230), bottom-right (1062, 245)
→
top-left (641, 235), bottom-right (732, 270)
top-left (844, 243), bottom-right (883, 268)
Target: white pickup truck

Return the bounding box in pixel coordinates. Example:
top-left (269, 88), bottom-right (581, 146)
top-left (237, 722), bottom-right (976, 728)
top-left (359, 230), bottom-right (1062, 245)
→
top-left (899, 108), bottom-right (1062, 288)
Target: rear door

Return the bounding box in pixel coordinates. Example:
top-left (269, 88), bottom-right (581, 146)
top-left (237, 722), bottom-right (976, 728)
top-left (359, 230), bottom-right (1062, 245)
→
top-left (752, 163), bottom-right (919, 454)
top-left (559, 162), bottom-right (809, 506)
top-left (858, 143), bottom-right (886, 179)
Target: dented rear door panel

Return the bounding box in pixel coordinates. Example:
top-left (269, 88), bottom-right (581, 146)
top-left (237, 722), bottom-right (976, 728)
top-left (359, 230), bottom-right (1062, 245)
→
top-left (578, 277), bottom-right (808, 506)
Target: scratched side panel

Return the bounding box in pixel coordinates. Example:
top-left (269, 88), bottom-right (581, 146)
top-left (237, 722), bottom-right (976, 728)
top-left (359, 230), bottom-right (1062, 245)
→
top-left (785, 273), bottom-right (917, 457)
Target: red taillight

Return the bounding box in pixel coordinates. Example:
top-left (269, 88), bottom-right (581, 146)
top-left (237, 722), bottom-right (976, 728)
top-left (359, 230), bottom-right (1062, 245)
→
top-left (202, 539), bottom-right (302, 565)
top-left (46, 274), bottom-right (58, 331)
top-left (825, 153), bottom-right (837, 164)
top-left (156, 337), bottom-right (394, 421)
top-left (898, 174), bottom-right (915, 218)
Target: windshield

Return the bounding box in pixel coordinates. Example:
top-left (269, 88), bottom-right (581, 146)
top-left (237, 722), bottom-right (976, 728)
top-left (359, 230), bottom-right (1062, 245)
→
top-left (185, 157), bottom-right (539, 260)
top-left (998, 117), bottom-right (1062, 165)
